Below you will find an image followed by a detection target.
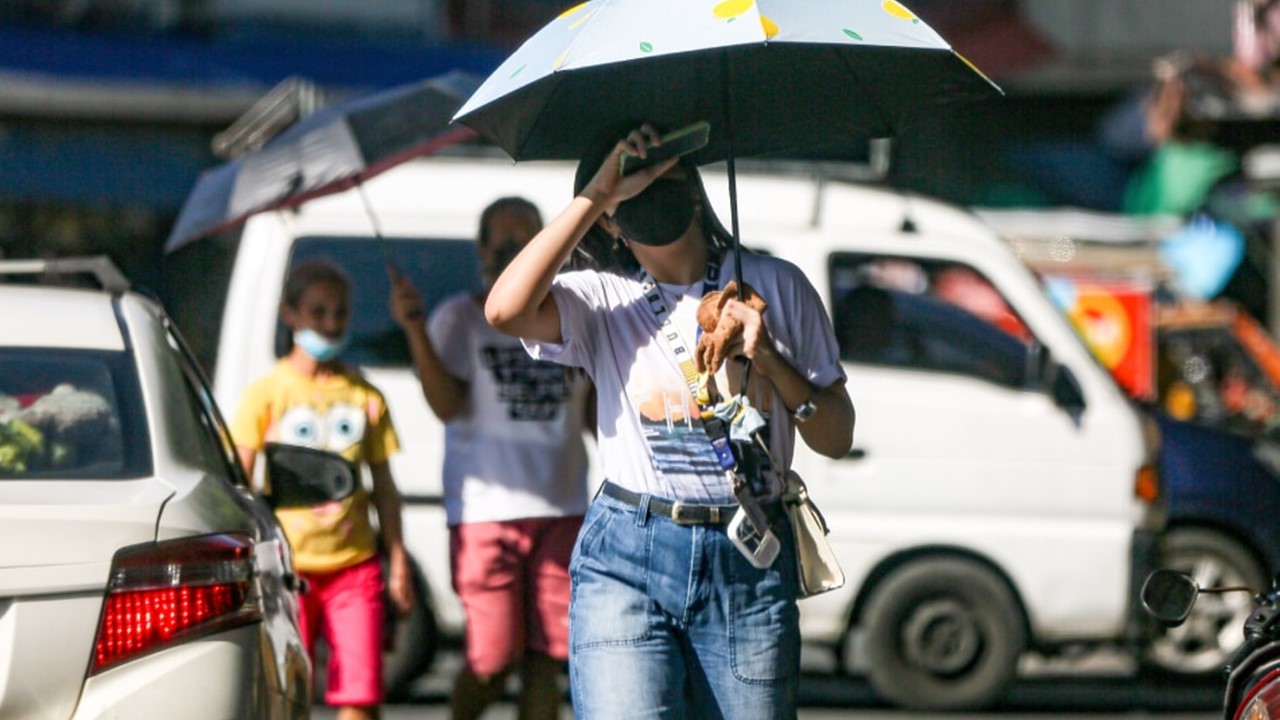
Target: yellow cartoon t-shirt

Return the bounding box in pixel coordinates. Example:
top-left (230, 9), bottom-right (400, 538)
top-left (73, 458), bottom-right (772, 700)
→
top-left (231, 360), bottom-right (399, 573)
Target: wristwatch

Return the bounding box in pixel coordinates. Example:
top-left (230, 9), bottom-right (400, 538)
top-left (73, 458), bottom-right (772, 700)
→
top-left (792, 394), bottom-right (818, 423)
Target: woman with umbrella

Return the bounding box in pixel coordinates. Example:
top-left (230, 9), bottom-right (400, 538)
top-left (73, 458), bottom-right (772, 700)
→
top-left (484, 124), bottom-right (855, 719)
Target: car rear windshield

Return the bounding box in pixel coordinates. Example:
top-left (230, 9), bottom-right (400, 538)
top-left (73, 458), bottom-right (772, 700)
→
top-left (0, 348), bottom-right (151, 479)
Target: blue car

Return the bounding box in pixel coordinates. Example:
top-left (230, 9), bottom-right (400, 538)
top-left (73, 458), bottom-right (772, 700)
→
top-left (1144, 410), bottom-right (1280, 675)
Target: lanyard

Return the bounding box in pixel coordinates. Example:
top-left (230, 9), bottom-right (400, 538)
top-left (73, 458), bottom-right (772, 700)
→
top-left (639, 253), bottom-right (744, 475)
top-left (638, 253), bottom-right (722, 408)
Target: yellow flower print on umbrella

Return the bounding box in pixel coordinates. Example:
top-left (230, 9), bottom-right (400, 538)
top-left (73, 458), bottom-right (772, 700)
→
top-left (882, 0), bottom-right (920, 23)
top-left (713, 0), bottom-right (753, 20)
top-left (711, 0), bottom-right (778, 37)
top-left (559, 2), bottom-right (589, 20)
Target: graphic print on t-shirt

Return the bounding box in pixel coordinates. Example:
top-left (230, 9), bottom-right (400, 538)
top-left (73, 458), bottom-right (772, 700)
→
top-left (632, 375), bottom-right (724, 477)
top-left (481, 345), bottom-right (570, 421)
top-left (275, 403), bottom-right (367, 455)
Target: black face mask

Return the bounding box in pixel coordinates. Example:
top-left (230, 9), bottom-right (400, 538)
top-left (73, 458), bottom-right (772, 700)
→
top-left (612, 178), bottom-right (696, 247)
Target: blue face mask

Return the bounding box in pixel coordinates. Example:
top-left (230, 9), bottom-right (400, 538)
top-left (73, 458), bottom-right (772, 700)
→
top-left (294, 328), bottom-right (347, 362)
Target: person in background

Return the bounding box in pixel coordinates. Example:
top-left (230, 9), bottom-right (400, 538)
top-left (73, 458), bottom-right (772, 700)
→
top-left (233, 258), bottom-right (414, 720)
top-left (389, 196), bottom-right (591, 720)
top-left (483, 124), bottom-right (855, 719)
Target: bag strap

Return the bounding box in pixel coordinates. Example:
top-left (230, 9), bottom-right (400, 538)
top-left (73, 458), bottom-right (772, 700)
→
top-left (637, 253), bottom-right (721, 408)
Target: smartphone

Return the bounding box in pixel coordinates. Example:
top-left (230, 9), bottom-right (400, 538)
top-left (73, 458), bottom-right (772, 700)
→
top-left (728, 507), bottom-right (782, 569)
top-left (619, 121), bottom-right (711, 176)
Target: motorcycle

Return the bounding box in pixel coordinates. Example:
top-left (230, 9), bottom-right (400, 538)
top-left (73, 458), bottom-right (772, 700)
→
top-left (1142, 569), bottom-right (1280, 719)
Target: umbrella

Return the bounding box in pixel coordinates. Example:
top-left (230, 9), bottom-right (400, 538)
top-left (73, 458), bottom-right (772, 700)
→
top-left (451, 0), bottom-right (1001, 290)
top-left (452, 0), bottom-right (1000, 165)
top-left (165, 70), bottom-right (482, 253)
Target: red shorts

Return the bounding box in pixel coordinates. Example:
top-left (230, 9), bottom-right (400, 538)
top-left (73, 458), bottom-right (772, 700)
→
top-left (296, 557), bottom-right (385, 707)
top-left (450, 515), bottom-right (584, 675)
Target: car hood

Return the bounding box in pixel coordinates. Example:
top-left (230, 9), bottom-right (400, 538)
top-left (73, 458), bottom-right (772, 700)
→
top-left (0, 478), bottom-right (171, 595)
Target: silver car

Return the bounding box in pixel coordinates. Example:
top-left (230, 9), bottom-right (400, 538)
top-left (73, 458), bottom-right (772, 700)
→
top-left (0, 257), bottom-right (310, 719)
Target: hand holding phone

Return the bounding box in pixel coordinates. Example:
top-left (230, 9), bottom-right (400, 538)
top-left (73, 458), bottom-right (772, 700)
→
top-left (619, 121), bottom-right (711, 177)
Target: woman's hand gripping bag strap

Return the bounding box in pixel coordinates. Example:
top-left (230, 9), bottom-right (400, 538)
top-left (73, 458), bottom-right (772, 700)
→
top-left (782, 470), bottom-right (845, 598)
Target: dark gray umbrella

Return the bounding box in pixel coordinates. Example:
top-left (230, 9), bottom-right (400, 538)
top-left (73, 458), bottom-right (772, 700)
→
top-left (166, 70), bottom-right (481, 253)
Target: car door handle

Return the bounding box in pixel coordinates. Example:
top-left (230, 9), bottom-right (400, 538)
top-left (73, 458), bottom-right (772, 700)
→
top-left (284, 572), bottom-right (309, 595)
top-left (845, 447), bottom-right (867, 460)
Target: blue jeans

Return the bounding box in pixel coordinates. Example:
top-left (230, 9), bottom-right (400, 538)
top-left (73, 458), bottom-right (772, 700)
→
top-left (568, 489), bottom-right (800, 720)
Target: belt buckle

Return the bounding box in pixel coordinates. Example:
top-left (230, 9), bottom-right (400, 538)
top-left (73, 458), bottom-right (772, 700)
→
top-left (670, 500), bottom-right (710, 525)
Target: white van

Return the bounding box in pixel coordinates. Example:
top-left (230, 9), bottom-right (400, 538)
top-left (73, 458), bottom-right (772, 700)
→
top-left (211, 153), bottom-right (1163, 710)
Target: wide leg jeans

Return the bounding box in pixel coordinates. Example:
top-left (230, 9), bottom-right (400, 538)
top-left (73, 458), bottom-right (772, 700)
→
top-left (568, 490), bottom-right (800, 720)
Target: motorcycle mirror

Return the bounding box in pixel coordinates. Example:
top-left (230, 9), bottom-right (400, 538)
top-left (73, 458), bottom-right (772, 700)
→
top-left (1141, 569), bottom-right (1200, 627)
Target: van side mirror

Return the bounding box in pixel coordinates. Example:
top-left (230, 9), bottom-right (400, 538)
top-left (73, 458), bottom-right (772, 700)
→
top-left (1051, 365), bottom-right (1087, 415)
top-left (1030, 344), bottom-right (1086, 418)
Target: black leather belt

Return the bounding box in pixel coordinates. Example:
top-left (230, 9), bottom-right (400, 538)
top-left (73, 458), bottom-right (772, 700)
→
top-left (600, 481), bottom-right (738, 525)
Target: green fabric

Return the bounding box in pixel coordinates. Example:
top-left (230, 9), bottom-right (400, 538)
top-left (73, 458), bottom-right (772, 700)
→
top-left (1124, 142), bottom-right (1238, 216)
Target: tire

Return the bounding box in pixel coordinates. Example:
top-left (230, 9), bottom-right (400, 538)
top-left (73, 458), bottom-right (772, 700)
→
top-left (382, 557), bottom-right (439, 702)
top-left (862, 557), bottom-right (1026, 711)
top-left (1144, 527), bottom-right (1268, 676)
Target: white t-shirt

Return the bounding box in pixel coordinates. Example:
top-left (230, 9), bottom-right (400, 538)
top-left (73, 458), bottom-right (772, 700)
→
top-left (429, 294), bottom-right (590, 526)
top-left (526, 250), bottom-right (845, 505)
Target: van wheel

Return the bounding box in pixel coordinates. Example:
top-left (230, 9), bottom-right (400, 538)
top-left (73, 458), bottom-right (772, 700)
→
top-left (1144, 527), bottom-right (1267, 677)
top-left (383, 558), bottom-right (439, 702)
top-left (862, 557), bottom-right (1025, 711)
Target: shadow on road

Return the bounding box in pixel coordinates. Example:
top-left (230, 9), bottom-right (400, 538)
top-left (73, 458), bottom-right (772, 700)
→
top-left (399, 646), bottom-right (1225, 713)
top-left (795, 670), bottom-right (1224, 713)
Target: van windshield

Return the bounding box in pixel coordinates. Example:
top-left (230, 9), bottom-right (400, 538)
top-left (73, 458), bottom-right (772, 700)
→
top-left (282, 236), bottom-right (482, 367)
top-left (0, 348), bottom-right (150, 479)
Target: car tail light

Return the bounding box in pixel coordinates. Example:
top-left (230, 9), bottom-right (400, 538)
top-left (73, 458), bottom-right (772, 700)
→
top-left (90, 533), bottom-right (262, 675)
top-left (1135, 463), bottom-right (1159, 503)
top-left (1237, 667), bottom-right (1280, 720)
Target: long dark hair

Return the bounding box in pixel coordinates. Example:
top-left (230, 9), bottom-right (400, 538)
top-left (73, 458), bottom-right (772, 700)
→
top-left (569, 133), bottom-right (733, 275)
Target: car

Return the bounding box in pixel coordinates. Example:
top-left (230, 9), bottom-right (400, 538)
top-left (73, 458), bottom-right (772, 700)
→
top-left (194, 154), bottom-right (1162, 711)
top-left (0, 256), bottom-right (310, 719)
top-left (1147, 410), bottom-right (1278, 674)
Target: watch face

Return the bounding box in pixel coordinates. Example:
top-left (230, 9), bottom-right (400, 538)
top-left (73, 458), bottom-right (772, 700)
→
top-left (795, 399), bottom-right (817, 421)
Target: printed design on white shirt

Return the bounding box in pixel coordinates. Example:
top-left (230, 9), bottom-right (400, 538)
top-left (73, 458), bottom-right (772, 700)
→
top-left (275, 403), bottom-right (366, 454)
top-left (481, 345), bottom-right (570, 421)
top-left (631, 376), bottom-right (724, 478)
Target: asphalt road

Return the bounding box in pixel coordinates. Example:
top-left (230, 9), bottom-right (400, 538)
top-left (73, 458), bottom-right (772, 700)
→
top-left (311, 646), bottom-right (1226, 719)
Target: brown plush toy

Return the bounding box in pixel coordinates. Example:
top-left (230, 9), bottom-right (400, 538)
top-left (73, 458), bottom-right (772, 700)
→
top-left (696, 280), bottom-right (767, 374)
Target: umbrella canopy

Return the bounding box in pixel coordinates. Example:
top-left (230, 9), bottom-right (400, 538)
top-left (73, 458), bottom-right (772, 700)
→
top-left (452, 0), bottom-right (1001, 164)
top-left (166, 70), bottom-right (481, 252)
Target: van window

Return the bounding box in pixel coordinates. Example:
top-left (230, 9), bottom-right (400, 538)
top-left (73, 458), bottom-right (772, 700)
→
top-left (829, 253), bottom-right (1038, 389)
top-left (280, 236), bottom-right (482, 367)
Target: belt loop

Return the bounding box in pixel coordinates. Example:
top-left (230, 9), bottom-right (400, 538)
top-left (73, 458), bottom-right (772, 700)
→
top-left (636, 494), bottom-right (652, 527)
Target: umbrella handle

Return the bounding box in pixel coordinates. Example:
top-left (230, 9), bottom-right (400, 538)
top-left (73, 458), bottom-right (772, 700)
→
top-left (721, 51), bottom-right (745, 303)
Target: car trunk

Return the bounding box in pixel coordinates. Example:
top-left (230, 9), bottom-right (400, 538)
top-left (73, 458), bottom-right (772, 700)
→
top-left (0, 478), bottom-right (169, 720)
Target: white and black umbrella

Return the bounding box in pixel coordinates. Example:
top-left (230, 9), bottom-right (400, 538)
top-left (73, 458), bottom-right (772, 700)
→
top-left (166, 70), bottom-right (481, 252)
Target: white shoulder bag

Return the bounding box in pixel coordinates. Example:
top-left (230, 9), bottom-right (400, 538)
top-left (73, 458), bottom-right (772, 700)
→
top-left (782, 470), bottom-right (845, 598)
